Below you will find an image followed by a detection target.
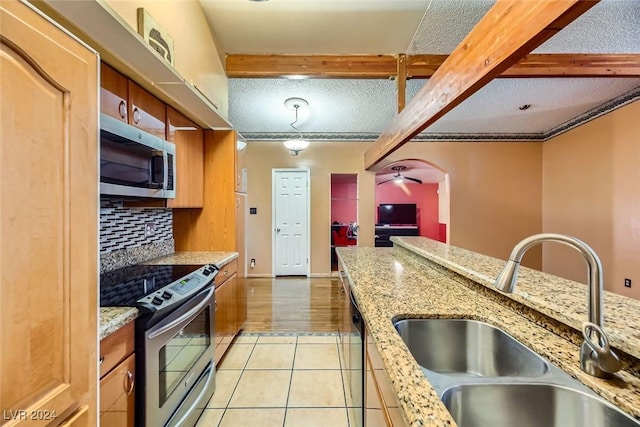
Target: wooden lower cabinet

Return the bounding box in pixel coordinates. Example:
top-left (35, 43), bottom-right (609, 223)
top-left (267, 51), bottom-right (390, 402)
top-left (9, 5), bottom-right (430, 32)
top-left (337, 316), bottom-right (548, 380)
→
top-left (99, 323), bottom-right (135, 427)
top-left (214, 261), bottom-right (247, 365)
top-left (100, 354), bottom-right (135, 427)
top-left (1, 2), bottom-right (98, 425)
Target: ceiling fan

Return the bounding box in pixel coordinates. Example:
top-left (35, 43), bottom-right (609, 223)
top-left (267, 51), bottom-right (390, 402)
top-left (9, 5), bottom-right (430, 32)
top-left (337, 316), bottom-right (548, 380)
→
top-left (377, 165), bottom-right (423, 185)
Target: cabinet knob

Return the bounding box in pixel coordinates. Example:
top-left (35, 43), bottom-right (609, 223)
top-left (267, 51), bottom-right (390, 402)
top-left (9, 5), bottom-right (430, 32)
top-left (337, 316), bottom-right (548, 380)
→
top-left (124, 370), bottom-right (135, 395)
top-left (132, 107), bottom-right (141, 124)
top-left (99, 356), bottom-right (104, 365)
top-left (118, 100), bottom-right (126, 119)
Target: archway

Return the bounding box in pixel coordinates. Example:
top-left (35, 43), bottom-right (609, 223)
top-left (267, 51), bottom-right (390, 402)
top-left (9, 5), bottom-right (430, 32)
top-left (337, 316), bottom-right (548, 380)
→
top-left (374, 159), bottom-right (449, 245)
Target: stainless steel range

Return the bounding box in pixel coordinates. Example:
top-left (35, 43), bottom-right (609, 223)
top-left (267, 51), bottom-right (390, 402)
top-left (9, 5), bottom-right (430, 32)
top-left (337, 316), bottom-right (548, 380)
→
top-left (100, 264), bottom-right (218, 427)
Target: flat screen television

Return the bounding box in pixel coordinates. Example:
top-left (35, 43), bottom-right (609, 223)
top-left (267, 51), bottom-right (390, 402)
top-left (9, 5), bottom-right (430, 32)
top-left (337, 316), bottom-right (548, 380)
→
top-left (378, 203), bottom-right (417, 225)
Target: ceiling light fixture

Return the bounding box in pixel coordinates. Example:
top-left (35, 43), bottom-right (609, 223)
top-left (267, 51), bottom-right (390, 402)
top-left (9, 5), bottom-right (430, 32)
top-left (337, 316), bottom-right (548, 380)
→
top-left (283, 97), bottom-right (310, 156)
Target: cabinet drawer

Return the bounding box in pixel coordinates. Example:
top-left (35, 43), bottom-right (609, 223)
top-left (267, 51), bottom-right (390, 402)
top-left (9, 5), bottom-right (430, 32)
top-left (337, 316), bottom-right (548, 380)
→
top-left (100, 322), bottom-right (134, 378)
top-left (215, 259), bottom-right (238, 288)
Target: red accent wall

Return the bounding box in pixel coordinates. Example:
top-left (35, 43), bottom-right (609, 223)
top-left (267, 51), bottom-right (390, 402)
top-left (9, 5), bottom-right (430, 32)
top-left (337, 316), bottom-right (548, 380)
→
top-left (331, 183), bottom-right (357, 224)
top-left (375, 183), bottom-right (440, 240)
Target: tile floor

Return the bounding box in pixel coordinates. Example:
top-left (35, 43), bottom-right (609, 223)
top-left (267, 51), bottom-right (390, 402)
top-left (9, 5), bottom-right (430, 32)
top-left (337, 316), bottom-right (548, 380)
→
top-left (196, 333), bottom-right (358, 427)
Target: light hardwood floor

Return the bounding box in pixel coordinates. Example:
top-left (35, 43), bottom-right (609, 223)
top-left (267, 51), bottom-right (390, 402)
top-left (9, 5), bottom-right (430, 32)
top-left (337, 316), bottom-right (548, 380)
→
top-left (241, 277), bottom-right (341, 333)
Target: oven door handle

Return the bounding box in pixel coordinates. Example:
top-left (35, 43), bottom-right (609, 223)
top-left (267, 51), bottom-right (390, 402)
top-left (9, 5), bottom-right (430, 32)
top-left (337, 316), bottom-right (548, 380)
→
top-left (171, 364), bottom-right (215, 427)
top-left (148, 285), bottom-right (215, 340)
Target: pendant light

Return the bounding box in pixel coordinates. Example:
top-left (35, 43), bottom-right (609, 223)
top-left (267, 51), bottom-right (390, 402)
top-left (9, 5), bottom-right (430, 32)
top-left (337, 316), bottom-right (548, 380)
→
top-left (283, 97), bottom-right (310, 156)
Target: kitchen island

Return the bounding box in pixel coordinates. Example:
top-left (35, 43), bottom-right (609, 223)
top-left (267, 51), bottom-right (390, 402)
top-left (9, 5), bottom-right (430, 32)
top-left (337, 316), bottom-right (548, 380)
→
top-left (336, 237), bottom-right (640, 426)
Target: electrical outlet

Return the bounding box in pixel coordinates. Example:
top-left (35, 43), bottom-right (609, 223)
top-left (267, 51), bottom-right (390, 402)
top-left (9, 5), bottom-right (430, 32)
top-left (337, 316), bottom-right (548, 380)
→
top-left (624, 278), bottom-right (632, 288)
top-left (144, 222), bottom-right (156, 237)
top-left (250, 259), bottom-right (256, 268)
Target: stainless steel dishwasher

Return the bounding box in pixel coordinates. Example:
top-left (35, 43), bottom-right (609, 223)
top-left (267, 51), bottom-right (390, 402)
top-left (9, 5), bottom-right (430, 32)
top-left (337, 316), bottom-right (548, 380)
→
top-left (348, 289), bottom-right (365, 427)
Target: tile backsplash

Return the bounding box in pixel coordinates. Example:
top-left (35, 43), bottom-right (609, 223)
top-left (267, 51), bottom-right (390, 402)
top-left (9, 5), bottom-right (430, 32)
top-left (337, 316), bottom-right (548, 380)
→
top-left (100, 198), bottom-right (173, 254)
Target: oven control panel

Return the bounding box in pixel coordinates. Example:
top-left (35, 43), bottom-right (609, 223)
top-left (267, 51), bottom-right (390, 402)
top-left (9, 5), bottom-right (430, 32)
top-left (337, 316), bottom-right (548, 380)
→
top-left (136, 264), bottom-right (218, 312)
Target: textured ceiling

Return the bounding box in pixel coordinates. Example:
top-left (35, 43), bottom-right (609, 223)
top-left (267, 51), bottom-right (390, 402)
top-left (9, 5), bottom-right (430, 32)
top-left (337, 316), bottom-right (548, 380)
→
top-left (204, 0), bottom-right (640, 141)
top-left (230, 77), bottom-right (640, 139)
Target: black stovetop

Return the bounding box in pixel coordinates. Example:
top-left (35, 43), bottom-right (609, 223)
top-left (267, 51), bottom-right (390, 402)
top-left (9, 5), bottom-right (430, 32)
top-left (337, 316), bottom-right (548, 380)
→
top-left (100, 264), bottom-right (205, 307)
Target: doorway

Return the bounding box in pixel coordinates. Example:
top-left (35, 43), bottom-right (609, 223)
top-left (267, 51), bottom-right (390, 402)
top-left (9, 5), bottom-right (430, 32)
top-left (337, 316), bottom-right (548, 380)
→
top-left (272, 169), bottom-right (310, 276)
top-left (330, 174), bottom-right (358, 271)
top-left (375, 160), bottom-right (449, 245)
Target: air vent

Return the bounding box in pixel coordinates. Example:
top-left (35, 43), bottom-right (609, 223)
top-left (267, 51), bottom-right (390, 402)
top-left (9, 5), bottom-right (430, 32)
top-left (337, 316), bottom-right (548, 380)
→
top-left (137, 8), bottom-right (175, 67)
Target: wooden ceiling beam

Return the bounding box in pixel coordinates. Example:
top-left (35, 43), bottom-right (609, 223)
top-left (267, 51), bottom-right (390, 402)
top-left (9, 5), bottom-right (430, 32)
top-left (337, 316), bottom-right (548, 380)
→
top-left (226, 54), bottom-right (397, 78)
top-left (502, 53), bottom-right (640, 77)
top-left (363, 0), bottom-right (600, 170)
top-left (226, 53), bottom-right (640, 79)
top-left (396, 54), bottom-right (407, 113)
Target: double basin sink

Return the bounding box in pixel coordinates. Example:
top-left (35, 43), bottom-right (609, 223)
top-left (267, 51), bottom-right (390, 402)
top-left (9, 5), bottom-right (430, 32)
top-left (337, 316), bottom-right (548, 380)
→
top-left (394, 319), bottom-right (639, 427)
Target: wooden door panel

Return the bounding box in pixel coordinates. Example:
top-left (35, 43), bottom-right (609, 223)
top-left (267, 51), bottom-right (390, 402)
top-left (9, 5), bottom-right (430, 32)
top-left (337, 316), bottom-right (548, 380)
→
top-left (100, 62), bottom-right (128, 122)
top-left (166, 106), bottom-right (204, 208)
top-left (1, 2), bottom-right (97, 425)
top-left (214, 276), bottom-right (237, 364)
top-left (215, 276), bottom-right (237, 336)
top-left (128, 80), bottom-right (166, 138)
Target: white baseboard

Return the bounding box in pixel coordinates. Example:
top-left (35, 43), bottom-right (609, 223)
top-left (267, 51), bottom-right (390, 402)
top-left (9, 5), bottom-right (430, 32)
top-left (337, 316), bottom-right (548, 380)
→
top-left (309, 272), bottom-right (332, 278)
top-left (246, 273), bottom-right (333, 278)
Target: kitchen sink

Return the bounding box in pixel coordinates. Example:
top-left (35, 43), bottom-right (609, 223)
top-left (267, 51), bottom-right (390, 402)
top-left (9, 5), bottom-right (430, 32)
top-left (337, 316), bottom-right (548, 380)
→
top-left (442, 383), bottom-right (640, 427)
top-left (393, 318), bottom-right (639, 426)
top-left (393, 319), bottom-right (548, 377)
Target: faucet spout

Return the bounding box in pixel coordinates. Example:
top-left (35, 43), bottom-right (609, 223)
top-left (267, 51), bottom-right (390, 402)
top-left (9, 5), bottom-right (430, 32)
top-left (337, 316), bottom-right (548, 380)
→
top-left (494, 233), bottom-right (621, 378)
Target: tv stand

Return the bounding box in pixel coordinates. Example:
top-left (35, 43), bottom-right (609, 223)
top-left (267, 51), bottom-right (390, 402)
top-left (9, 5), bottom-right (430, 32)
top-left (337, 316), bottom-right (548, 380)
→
top-left (374, 225), bottom-right (419, 247)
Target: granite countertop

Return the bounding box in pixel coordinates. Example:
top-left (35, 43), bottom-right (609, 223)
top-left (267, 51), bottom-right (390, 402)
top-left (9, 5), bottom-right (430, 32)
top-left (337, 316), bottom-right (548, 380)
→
top-left (99, 307), bottom-right (138, 340)
top-left (144, 251), bottom-right (238, 267)
top-left (336, 242), bottom-right (640, 426)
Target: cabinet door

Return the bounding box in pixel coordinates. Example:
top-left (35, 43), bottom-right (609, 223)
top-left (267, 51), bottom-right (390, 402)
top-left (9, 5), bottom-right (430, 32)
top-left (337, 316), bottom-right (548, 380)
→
top-left (167, 106), bottom-right (204, 208)
top-left (100, 62), bottom-right (128, 122)
top-left (128, 80), bottom-right (166, 138)
top-left (1, 1), bottom-right (98, 425)
top-left (100, 354), bottom-right (136, 427)
top-left (214, 274), bottom-right (237, 364)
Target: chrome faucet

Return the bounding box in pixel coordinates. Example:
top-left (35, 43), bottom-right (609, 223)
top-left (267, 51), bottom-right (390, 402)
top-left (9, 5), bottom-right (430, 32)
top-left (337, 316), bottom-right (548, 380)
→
top-left (495, 233), bottom-right (621, 379)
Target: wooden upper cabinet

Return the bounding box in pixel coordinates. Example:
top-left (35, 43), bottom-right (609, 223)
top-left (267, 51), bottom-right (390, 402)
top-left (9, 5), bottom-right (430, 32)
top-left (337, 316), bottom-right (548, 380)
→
top-left (167, 106), bottom-right (204, 208)
top-left (100, 62), bottom-right (128, 122)
top-left (1, 1), bottom-right (98, 426)
top-left (128, 80), bottom-right (166, 139)
top-left (100, 63), bottom-right (165, 140)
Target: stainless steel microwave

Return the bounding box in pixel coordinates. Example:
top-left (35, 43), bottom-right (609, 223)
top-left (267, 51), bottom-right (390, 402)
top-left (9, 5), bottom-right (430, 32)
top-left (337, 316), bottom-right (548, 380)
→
top-left (100, 113), bottom-right (176, 199)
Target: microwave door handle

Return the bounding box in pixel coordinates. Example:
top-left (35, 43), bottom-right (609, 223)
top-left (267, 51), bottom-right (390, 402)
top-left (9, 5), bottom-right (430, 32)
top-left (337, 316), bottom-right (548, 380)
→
top-left (163, 150), bottom-right (169, 191)
top-left (150, 151), bottom-right (165, 189)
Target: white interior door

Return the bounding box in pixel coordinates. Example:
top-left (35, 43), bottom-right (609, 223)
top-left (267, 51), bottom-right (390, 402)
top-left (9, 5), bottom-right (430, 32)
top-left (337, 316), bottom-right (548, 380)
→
top-left (273, 169), bottom-right (310, 276)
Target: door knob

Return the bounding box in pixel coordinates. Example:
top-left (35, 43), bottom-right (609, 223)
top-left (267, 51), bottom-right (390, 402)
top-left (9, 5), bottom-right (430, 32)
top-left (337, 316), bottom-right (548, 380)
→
top-left (276, 228), bottom-right (281, 233)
